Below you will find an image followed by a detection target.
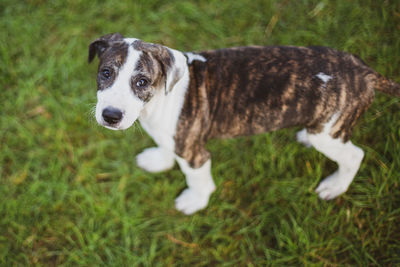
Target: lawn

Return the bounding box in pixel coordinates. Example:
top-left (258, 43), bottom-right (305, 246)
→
top-left (1, 0), bottom-right (399, 265)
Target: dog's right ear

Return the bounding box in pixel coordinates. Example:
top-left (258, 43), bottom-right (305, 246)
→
top-left (88, 33), bottom-right (124, 63)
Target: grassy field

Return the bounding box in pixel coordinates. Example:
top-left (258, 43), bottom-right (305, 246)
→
top-left (1, 0), bottom-right (400, 265)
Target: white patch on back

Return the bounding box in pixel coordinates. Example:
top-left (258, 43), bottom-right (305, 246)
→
top-left (185, 52), bottom-right (207, 64)
top-left (124, 38), bottom-right (140, 45)
top-left (316, 72), bottom-right (332, 87)
top-left (95, 45), bottom-right (144, 130)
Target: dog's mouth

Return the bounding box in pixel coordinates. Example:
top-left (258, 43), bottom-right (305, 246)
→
top-left (96, 111), bottom-right (137, 131)
top-left (102, 122), bottom-right (121, 130)
top-left (100, 119), bottom-right (134, 131)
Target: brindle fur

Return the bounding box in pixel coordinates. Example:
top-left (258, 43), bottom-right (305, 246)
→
top-left (175, 46), bottom-right (396, 168)
top-left (89, 36), bottom-right (399, 169)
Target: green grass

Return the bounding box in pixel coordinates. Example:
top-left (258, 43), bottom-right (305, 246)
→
top-left (1, 0), bottom-right (400, 265)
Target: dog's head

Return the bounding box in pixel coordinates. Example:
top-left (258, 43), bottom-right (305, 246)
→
top-left (89, 33), bottom-right (185, 130)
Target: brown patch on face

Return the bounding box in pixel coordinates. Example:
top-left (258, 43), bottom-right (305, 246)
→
top-left (88, 33), bottom-right (129, 91)
top-left (128, 40), bottom-right (177, 101)
top-left (133, 41), bottom-right (174, 76)
top-left (96, 41), bottom-right (129, 91)
top-left (129, 51), bottom-right (159, 102)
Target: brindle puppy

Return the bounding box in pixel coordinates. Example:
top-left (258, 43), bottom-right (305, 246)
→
top-left (89, 33), bottom-right (399, 215)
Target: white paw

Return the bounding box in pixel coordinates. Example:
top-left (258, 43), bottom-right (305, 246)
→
top-left (136, 147), bottom-right (175, 173)
top-left (315, 171), bottom-right (350, 200)
top-left (296, 129), bottom-right (312, 148)
top-left (175, 188), bottom-right (213, 215)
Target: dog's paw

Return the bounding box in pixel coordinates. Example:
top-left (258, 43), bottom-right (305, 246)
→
top-left (296, 129), bottom-right (312, 148)
top-left (136, 147), bottom-right (175, 173)
top-left (175, 188), bottom-right (212, 215)
top-left (315, 171), bottom-right (349, 200)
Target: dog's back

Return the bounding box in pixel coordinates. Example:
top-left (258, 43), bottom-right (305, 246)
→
top-left (180, 46), bottom-right (398, 142)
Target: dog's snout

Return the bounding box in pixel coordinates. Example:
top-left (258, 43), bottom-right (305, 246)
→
top-left (102, 107), bottom-right (123, 124)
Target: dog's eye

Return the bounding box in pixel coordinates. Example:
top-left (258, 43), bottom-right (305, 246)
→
top-left (101, 68), bottom-right (112, 79)
top-left (136, 78), bottom-right (149, 88)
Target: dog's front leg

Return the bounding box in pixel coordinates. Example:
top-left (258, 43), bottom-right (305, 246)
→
top-left (136, 147), bottom-right (175, 173)
top-left (175, 158), bottom-right (216, 215)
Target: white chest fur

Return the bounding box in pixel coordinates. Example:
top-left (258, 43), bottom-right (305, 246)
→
top-left (139, 57), bottom-right (189, 152)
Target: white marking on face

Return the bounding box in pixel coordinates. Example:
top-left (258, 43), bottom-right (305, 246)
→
top-left (95, 45), bottom-right (144, 130)
top-left (185, 52), bottom-right (207, 64)
top-left (316, 72), bottom-right (332, 86)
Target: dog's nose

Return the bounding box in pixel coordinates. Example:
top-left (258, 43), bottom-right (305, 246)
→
top-left (102, 107), bottom-right (123, 124)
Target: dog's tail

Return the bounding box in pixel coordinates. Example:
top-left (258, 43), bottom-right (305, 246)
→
top-left (369, 72), bottom-right (400, 97)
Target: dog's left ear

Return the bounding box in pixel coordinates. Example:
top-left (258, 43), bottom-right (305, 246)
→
top-left (164, 50), bottom-right (185, 95)
top-left (88, 33), bottom-right (124, 63)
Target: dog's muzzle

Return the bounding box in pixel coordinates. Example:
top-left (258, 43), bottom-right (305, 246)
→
top-left (102, 106), bottom-right (123, 125)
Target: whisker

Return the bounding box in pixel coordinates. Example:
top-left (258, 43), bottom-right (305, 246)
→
top-left (133, 121), bottom-right (144, 137)
top-left (86, 103), bottom-right (98, 126)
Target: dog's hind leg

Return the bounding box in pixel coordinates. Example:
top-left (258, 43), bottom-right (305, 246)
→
top-left (174, 158), bottom-right (216, 215)
top-left (296, 128), bottom-right (312, 147)
top-left (136, 147), bottom-right (175, 173)
top-left (306, 120), bottom-right (364, 200)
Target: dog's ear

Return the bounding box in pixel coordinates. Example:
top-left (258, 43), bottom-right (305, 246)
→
top-left (88, 33), bottom-right (124, 63)
top-left (136, 41), bottom-right (184, 94)
top-left (163, 48), bottom-right (185, 95)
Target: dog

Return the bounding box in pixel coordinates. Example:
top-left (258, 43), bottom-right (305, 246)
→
top-left (89, 33), bottom-right (399, 215)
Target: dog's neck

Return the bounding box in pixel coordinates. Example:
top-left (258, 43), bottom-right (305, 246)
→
top-left (138, 49), bottom-right (190, 149)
